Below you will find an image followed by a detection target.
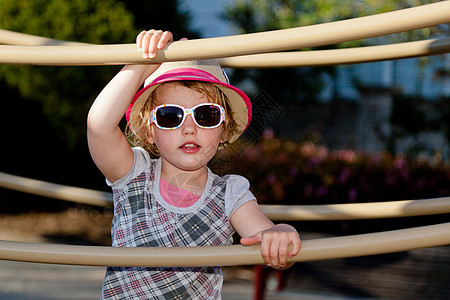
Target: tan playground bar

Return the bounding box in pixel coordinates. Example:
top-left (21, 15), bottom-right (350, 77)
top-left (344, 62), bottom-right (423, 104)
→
top-left (0, 1), bottom-right (448, 269)
top-left (0, 171), bottom-right (449, 221)
top-left (0, 222), bottom-right (449, 267)
top-left (0, 2), bottom-right (449, 66)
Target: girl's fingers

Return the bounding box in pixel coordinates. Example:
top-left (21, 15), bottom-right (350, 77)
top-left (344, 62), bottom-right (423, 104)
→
top-left (260, 233), bottom-right (275, 267)
top-left (148, 30), bottom-right (163, 58)
top-left (257, 225), bottom-right (301, 269)
top-left (277, 240), bottom-right (290, 267)
top-left (136, 30), bottom-right (173, 59)
top-left (289, 236), bottom-right (302, 258)
top-left (264, 232), bottom-right (301, 268)
top-left (240, 233), bottom-right (262, 246)
top-left (138, 30), bottom-right (162, 59)
top-left (136, 30), bottom-right (147, 53)
top-left (157, 31), bottom-right (173, 49)
top-left (269, 238), bottom-right (281, 267)
top-left (140, 31), bottom-right (152, 59)
top-left (260, 237), bottom-right (271, 266)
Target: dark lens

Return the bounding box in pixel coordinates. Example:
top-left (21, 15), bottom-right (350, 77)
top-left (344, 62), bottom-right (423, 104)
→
top-left (194, 105), bottom-right (221, 127)
top-left (156, 106), bottom-right (184, 128)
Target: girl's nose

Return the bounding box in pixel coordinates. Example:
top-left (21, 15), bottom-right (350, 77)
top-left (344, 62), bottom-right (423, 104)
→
top-left (182, 114), bottom-right (197, 135)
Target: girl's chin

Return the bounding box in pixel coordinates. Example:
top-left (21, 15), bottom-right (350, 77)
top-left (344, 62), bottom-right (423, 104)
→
top-left (170, 159), bottom-right (210, 172)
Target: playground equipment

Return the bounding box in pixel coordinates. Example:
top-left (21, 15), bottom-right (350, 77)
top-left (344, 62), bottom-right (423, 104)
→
top-left (0, 171), bottom-right (449, 221)
top-left (0, 168), bottom-right (448, 266)
top-left (0, 2), bottom-right (449, 298)
top-left (0, 2), bottom-right (449, 66)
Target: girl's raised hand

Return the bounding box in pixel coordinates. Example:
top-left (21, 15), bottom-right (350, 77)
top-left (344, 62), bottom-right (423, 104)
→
top-left (136, 30), bottom-right (173, 59)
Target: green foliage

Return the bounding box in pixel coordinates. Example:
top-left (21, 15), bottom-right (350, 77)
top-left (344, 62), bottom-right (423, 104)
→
top-left (0, 0), bottom-right (135, 43)
top-left (0, 0), bottom-right (136, 147)
top-left (0, 0), bottom-right (202, 148)
top-left (118, 0), bottom-right (200, 39)
top-left (391, 95), bottom-right (442, 134)
top-left (386, 94), bottom-right (449, 157)
top-left (213, 132), bottom-right (450, 233)
top-left (223, 0), bottom-right (444, 46)
top-left (441, 99), bottom-right (450, 144)
top-left (221, 0), bottom-right (445, 103)
top-left (224, 0), bottom-right (394, 33)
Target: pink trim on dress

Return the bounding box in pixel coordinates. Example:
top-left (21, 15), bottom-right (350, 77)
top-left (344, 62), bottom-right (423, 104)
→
top-left (159, 178), bottom-right (201, 208)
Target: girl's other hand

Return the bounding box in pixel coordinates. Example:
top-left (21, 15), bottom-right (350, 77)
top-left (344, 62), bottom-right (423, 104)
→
top-left (240, 224), bottom-right (301, 269)
top-left (136, 30), bottom-right (173, 59)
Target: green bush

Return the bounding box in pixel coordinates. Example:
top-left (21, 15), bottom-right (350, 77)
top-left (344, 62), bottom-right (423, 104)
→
top-left (212, 131), bottom-right (450, 205)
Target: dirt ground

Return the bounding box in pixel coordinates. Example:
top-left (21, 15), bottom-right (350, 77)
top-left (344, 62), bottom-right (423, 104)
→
top-left (0, 208), bottom-right (113, 245)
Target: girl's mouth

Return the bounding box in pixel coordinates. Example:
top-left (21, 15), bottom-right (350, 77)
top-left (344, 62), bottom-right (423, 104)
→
top-left (180, 143), bottom-right (200, 153)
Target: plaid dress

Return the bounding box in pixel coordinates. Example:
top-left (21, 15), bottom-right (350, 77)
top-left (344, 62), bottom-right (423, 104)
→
top-left (101, 148), bottom-right (254, 299)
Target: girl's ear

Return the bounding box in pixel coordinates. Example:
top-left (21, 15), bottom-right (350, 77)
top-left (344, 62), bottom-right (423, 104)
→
top-left (145, 126), bottom-right (155, 145)
top-left (220, 134), bottom-right (227, 144)
top-left (220, 125), bottom-right (230, 144)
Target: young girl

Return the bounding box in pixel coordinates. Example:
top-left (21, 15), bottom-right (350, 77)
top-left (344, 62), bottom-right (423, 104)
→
top-left (88, 29), bottom-right (301, 299)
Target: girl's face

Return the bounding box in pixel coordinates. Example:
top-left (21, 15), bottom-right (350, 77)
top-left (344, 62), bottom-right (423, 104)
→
top-left (146, 82), bottom-right (224, 177)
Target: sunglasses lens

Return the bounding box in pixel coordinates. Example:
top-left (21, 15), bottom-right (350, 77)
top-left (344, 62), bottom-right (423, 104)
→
top-left (194, 105), bottom-right (222, 127)
top-left (156, 106), bottom-right (184, 128)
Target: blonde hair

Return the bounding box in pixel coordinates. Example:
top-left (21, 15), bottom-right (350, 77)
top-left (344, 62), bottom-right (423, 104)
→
top-left (126, 81), bottom-right (238, 156)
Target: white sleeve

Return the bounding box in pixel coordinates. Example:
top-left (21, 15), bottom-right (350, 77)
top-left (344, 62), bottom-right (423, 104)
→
top-left (224, 175), bottom-right (256, 218)
top-left (106, 147), bottom-right (151, 188)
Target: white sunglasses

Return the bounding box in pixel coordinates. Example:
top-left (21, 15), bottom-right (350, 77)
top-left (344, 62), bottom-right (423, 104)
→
top-left (150, 103), bottom-right (225, 130)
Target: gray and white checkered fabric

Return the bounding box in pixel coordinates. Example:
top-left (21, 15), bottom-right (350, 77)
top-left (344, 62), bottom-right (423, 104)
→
top-left (101, 159), bottom-right (236, 299)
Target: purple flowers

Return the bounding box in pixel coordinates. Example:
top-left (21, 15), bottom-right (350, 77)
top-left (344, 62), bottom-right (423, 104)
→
top-left (213, 134), bottom-right (450, 205)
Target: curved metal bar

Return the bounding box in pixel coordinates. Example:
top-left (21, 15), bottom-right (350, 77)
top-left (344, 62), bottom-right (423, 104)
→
top-left (0, 222), bottom-right (448, 266)
top-left (1, 171), bottom-right (449, 220)
top-left (1, 36), bottom-right (448, 67)
top-left (219, 38), bottom-right (450, 68)
top-left (0, 29), bottom-right (87, 46)
top-left (0, 172), bottom-right (112, 208)
top-left (263, 198), bottom-right (450, 221)
top-left (0, 2), bottom-right (449, 65)
top-left (1, 31), bottom-right (449, 68)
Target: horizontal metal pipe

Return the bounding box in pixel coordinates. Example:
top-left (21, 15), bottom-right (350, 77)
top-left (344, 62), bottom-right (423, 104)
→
top-left (0, 29), bottom-right (87, 46)
top-left (0, 172), bottom-right (112, 208)
top-left (2, 36), bottom-right (448, 67)
top-left (1, 171), bottom-right (449, 220)
top-left (219, 38), bottom-right (450, 68)
top-left (263, 198), bottom-right (450, 221)
top-left (0, 2), bottom-right (449, 65)
top-left (0, 222), bottom-right (448, 267)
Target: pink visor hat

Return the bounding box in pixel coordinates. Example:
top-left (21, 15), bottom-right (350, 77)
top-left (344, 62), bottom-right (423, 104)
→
top-left (126, 59), bottom-right (252, 143)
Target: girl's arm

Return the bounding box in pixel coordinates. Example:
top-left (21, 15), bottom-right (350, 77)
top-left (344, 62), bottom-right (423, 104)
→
top-left (87, 30), bottom-right (172, 183)
top-left (230, 200), bottom-right (301, 269)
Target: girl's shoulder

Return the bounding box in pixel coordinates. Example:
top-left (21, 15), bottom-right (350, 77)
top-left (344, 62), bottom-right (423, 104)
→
top-left (214, 173), bottom-right (255, 218)
top-left (213, 172), bottom-right (250, 187)
top-left (108, 147), bottom-right (157, 188)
